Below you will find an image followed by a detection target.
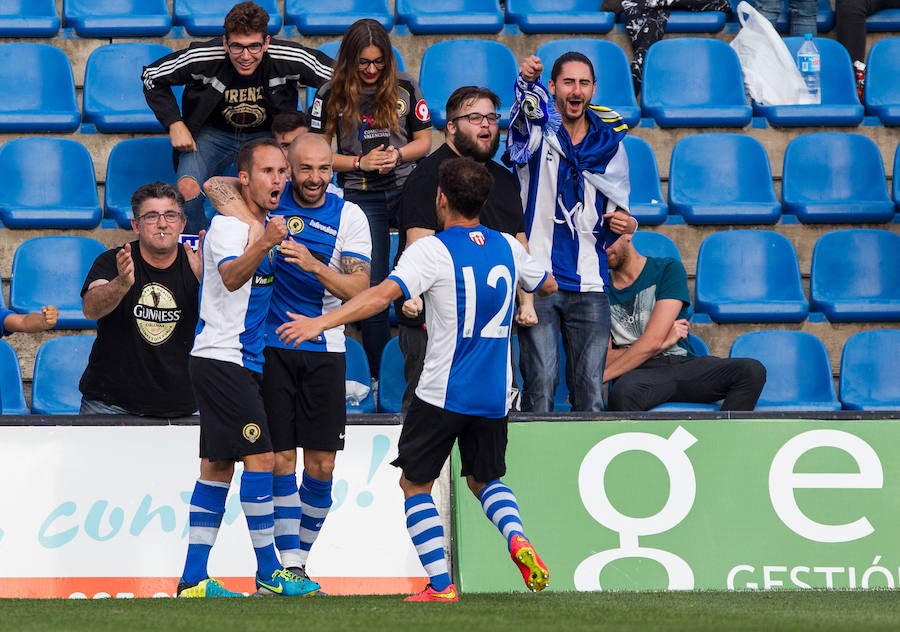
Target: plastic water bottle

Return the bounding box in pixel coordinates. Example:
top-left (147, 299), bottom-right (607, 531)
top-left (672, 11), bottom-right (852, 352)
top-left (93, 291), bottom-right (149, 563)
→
top-left (797, 33), bottom-right (821, 105)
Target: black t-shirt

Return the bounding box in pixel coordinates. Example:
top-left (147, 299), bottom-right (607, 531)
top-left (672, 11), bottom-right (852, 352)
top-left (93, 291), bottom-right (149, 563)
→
top-left (79, 241), bottom-right (200, 417)
top-left (395, 143), bottom-right (526, 326)
top-left (207, 67), bottom-right (271, 132)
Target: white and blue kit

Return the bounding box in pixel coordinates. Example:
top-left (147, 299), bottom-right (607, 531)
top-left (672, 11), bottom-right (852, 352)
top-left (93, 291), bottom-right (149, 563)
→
top-left (389, 225), bottom-right (548, 418)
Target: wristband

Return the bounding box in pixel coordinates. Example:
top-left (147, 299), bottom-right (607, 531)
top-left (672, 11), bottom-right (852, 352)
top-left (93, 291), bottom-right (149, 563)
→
top-left (396, 147), bottom-right (404, 165)
top-left (354, 153), bottom-right (362, 170)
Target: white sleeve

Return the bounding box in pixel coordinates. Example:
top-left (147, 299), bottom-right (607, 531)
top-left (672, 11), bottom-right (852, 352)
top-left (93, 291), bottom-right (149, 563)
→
top-left (388, 236), bottom-right (443, 299)
top-left (506, 234), bottom-right (548, 294)
top-left (338, 201), bottom-right (373, 263)
top-left (206, 215), bottom-right (249, 267)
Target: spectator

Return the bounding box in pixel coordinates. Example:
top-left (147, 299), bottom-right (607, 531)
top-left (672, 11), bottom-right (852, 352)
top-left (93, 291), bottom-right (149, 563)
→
top-left (141, 1), bottom-right (332, 234)
top-left (835, 0), bottom-right (900, 100)
top-left (508, 52), bottom-right (637, 413)
top-left (79, 182), bottom-right (201, 419)
top-left (1, 306), bottom-right (57, 335)
top-left (310, 18), bottom-right (432, 379)
top-left (271, 111), bottom-right (343, 197)
top-left (756, 0), bottom-right (817, 36)
top-left (395, 85), bottom-right (532, 411)
top-left (604, 234), bottom-right (766, 411)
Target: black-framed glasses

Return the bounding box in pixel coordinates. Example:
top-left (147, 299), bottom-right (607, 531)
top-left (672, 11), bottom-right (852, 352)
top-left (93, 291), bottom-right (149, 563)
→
top-left (450, 112), bottom-right (501, 126)
top-left (227, 41), bottom-right (265, 55)
top-left (138, 211), bottom-right (185, 223)
top-left (358, 57), bottom-right (386, 70)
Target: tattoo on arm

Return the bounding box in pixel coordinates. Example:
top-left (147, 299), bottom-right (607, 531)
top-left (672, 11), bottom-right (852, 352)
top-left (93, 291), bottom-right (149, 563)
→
top-left (205, 178), bottom-right (241, 211)
top-left (341, 256), bottom-right (370, 277)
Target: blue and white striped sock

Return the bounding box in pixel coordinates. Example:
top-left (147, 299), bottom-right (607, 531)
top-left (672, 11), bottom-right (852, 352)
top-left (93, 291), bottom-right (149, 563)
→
top-left (405, 493), bottom-right (451, 591)
top-left (273, 473), bottom-right (303, 568)
top-left (240, 470), bottom-right (280, 579)
top-left (479, 480), bottom-right (525, 549)
top-left (297, 472), bottom-right (332, 566)
top-left (181, 479), bottom-right (229, 585)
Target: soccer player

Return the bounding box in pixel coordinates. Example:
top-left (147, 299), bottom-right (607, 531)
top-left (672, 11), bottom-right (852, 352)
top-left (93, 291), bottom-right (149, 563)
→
top-left (275, 157), bottom-right (558, 601)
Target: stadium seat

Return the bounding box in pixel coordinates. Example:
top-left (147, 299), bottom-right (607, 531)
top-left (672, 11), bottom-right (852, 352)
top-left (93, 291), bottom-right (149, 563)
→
top-left (419, 40), bottom-right (518, 128)
top-left (0, 0), bottom-right (59, 36)
top-left (535, 38), bottom-right (640, 128)
top-left (641, 38), bottom-right (752, 127)
top-left (505, 0), bottom-right (616, 33)
top-left (839, 329), bottom-right (900, 411)
top-left (631, 231), bottom-right (681, 262)
top-left (770, 0), bottom-right (835, 32)
top-left (105, 138), bottom-right (178, 229)
top-left (173, 0), bottom-right (281, 35)
top-left (377, 336), bottom-right (405, 413)
top-left (511, 333), bottom-right (570, 412)
top-left (810, 229), bottom-right (900, 322)
top-left (306, 40), bottom-right (404, 109)
top-left (895, 143), bottom-right (900, 213)
top-left (63, 0), bottom-right (172, 37)
top-left (781, 132), bottom-right (895, 223)
top-left (866, 7), bottom-right (900, 30)
top-left (83, 43), bottom-right (178, 134)
top-left (10, 236), bottom-right (106, 330)
top-left (753, 37), bottom-right (864, 127)
top-left (729, 331), bottom-right (840, 411)
top-left (0, 138), bottom-right (102, 229)
top-left (0, 339), bottom-right (29, 415)
top-left (621, 137), bottom-right (668, 225)
top-left (31, 335), bottom-right (95, 415)
top-left (864, 37), bottom-right (900, 126)
top-left (395, 0), bottom-right (504, 34)
top-left (668, 133), bottom-right (781, 224)
top-left (0, 43), bottom-right (79, 133)
top-left (694, 230), bottom-right (808, 323)
top-left (664, 9), bottom-right (730, 32)
top-left (345, 337), bottom-right (376, 414)
top-left (285, 0), bottom-right (393, 34)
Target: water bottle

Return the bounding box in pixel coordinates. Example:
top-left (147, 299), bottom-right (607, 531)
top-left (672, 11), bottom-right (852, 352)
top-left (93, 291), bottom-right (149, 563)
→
top-left (797, 33), bottom-right (821, 105)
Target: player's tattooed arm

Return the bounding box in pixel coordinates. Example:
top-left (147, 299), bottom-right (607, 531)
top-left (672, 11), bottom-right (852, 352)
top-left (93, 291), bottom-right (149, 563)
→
top-left (342, 255), bottom-right (370, 278)
top-left (203, 176), bottom-right (261, 244)
top-left (311, 254), bottom-right (370, 301)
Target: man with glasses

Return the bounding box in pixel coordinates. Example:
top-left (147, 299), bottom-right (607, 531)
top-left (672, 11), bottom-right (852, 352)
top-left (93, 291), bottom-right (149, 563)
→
top-left (394, 86), bottom-right (533, 411)
top-left (79, 181), bottom-right (202, 419)
top-left (142, 1), bottom-right (332, 234)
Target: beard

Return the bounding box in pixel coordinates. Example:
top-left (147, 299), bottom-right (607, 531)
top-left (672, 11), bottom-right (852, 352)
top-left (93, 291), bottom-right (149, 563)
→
top-left (454, 128), bottom-right (500, 162)
top-left (291, 180), bottom-right (325, 206)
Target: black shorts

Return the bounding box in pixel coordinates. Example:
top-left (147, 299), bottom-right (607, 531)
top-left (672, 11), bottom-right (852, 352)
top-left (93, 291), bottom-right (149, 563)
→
top-left (189, 356), bottom-right (273, 462)
top-left (263, 346), bottom-right (347, 453)
top-left (391, 396), bottom-right (507, 484)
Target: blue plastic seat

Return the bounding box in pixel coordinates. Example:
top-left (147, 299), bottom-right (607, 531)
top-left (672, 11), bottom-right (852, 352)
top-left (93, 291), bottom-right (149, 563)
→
top-left (535, 38), bottom-right (640, 128)
top-left (286, 0), bottom-right (392, 34)
top-left (377, 336), bottom-right (405, 414)
top-left (729, 331), bottom-right (840, 411)
top-left (641, 38), bottom-right (752, 127)
top-left (668, 133), bottom-right (780, 224)
top-left (84, 43), bottom-right (178, 133)
top-left (866, 7), bottom-right (900, 30)
top-left (0, 0), bottom-right (59, 36)
top-left (31, 335), bottom-right (96, 415)
top-left (840, 329), bottom-right (900, 410)
top-left (506, 0), bottom-right (615, 33)
top-left (345, 337), bottom-right (376, 414)
top-left (173, 0), bottom-right (281, 35)
top-left (695, 230), bottom-right (808, 323)
top-left (0, 43), bottom-right (79, 133)
top-left (306, 40), bottom-right (405, 109)
top-left (105, 138), bottom-right (177, 229)
top-left (895, 143), bottom-right (900, 213)
top-left (664, 10), bottom-right (729, 32)
top-left (10, 236), bottom-right (106, 330)
top-left (621, 137), bottom-right (667, 224)
top-left (864, 37), bottom-right (900, 126)
top-left (64, 0), bottom-right (171, 37)
top-left (0, 339), bottom-right (29, 415)
top-left (782, 132), bottom-right (894, 223)
top-left (810, 229), bottom-right (900, 322)
top-left (631, 231), bottom-right (681, 262)
top-left (753, 37), bottom-right (864, 127)
top-left (769, 0), bottom-right (835, 32)
top-left (396, 0), bottom-right (503, 33)
top-left (419, 40), bottom-right (518, 128)
top-left (0, 138), bottom-right (102, 229)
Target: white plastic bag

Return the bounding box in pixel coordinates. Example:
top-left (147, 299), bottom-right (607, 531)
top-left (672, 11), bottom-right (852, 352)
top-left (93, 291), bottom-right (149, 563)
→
top-left (730, 1), bottom-right (807, 105)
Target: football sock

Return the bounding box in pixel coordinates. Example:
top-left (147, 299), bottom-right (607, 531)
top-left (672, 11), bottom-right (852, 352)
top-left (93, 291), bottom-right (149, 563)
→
top-left (181, 479), bottom-right (229, 585)
top-left (273, 473), bottom-right (303, 568)
top-left (478, 480), bottom-right (525, 549)
top-left (405, 493), bottom-right (451, 591)
top-left (240, 470), bottom-right (280, 579)
top-left (297, 472), bottom-right (333, 567)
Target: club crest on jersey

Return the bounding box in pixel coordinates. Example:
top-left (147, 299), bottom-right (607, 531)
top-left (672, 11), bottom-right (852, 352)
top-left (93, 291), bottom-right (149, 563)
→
top-left (469, 231), bottom-right (486, 246)
top-left (243, 423), bottom-right (261, 443)
top-left (287, 216), bottom-right (305, 235)
top-left (396, 98), bottom-right (408, 116)
top-left (415, 99), bottom-right (430, 122)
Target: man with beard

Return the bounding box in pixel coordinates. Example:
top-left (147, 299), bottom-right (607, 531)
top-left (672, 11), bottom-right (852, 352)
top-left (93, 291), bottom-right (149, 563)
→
top-left (205, 132), bottom-right (371, 592)
top-left (395, 86), bottom-right (533, 411)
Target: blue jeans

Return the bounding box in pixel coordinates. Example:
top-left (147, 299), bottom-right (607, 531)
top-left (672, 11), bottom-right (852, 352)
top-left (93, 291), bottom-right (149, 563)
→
top-left (755, 0), bottom-right (817, 35)
top-left (177, 125), bottom-right (271, 234)
top-left (518, 290), bottom-right (611, 413)
top-left (343, 188), bottom-right (401, 378)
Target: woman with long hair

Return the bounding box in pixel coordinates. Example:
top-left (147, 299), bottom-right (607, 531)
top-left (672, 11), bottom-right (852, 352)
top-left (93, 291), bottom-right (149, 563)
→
top-left (310, 18), bottom-right (432, 380)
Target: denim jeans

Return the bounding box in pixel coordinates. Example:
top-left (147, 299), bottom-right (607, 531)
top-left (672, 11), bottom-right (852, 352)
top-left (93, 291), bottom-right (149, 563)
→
top-left (755, 0), bottom-right (817, 35)
top-left (518, 290), bottom-right (611, 413)
top-left (343, 188), bottom-right (402, 378)
top-left (176, 125), bottom-right (271, 234)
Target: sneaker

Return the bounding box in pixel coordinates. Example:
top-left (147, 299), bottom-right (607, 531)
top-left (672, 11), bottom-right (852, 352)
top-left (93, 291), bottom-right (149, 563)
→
top-left (286, 567), bottom-right (329, 596)
top-left (404, 583), bottom-right (459, 602)
top-left (509, 535), bottom-right (550, 593)
top-left (176, 577), bottom-right (244, 598)
top-left (255, 567), bottom-right (320, 597)
top-left (854, 60), bottom-right (866, 102)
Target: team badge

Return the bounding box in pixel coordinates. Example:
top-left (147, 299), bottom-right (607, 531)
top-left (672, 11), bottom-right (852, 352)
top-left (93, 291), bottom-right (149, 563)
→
top-left (396, 98), bottom-right (408, 116)
top-left (242, 423), bottom-right (261, 443)
top-left (469, 231), bottom-right (485, 246)
top-left (311, 98), bottom-right (322, 117)
top-left (287, 216), bottom-right (305, 235)
top-left (414, 99), bottom-right (430, 122)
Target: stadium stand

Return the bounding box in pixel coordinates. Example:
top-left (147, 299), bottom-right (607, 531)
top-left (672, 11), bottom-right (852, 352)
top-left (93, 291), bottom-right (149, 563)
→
top-left (622, 137), bottom-right (668, 225)
top-left (63, 0), bottom-right (172, 38)
top-left (864, 37), bottom-right (900, 126)
top-left (395, 0), bottom-right (504, 34)
top-left (377, 336), bottom-right (405, 414)
top-left (631, 231), bottom-right (682, 262)
top-left (0, 0), bottom-right (59, 37)
top-left (0, 339), bottom-right (29, 415)
top-left (104, 137), bottom-right (178, 229)
top-left (346, 337), bottom-right (377, 413)
top-left (839, 329), bottom-right (900, 411)
top-left (30, 335), bottom-right (95, 415)
top-left (0, 43), bottom-right (79, 133)
top-left (285, 0), bottom-right (394, 35)
top-left (173, 0), bottom-right (281, 35)
top-left (505, 0), bottom-right (616, 34)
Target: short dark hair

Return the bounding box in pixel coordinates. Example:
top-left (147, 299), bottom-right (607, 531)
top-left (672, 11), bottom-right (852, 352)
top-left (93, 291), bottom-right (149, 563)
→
top-left (550, 51), bottom-right (595, 82)
top-left (445, 86), bottom-right (501, 122)
top-left (224, 1), bottom-right (269, 36)
top-left (237, 137), bottom-right (282, 173)
top-left (130, 181), bottom-right (184, 217)
top-left (272, 111), bottom-right (311, 135)
top-left (438, 157), bottom-right (493, 220)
